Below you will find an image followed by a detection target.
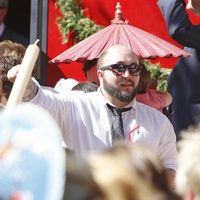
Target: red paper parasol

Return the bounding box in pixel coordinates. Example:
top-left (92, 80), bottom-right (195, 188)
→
top-left (51, 2), bottom-right (190, 64)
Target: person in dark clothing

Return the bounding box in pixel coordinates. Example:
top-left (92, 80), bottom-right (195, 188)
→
top-left (0, 0), bottom-right (29, 46)
top-left (158, 0), bottom-right (200, 139)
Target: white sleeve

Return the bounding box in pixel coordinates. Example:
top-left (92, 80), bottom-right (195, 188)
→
top-left (158, 118), bottom-right (178, 171)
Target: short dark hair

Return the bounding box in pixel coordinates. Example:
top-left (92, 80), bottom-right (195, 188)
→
top-left (82, 59), bottom-right (98, 76)
top-left (72, 81), bottom-right (98, 93)
top-left (136, 64), bottom-right (151, 93)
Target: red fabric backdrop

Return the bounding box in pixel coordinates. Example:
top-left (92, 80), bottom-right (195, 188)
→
top-left (47, 0), bottom-right (200, 87)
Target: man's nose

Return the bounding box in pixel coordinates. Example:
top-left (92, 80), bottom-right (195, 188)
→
top-left (122, 68), bottom-right (131, 77)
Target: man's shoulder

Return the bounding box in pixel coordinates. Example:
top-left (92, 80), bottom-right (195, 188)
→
top-left (136, 101), bottom-right (174, 133)
top-left (136, 101), bottom-right (168, 119)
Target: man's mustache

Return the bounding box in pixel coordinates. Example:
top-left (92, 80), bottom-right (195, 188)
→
top-left (119, 80), bottom-right (134, 85)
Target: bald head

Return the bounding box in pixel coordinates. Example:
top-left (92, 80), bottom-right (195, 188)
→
top-left (97, 45), bottom-right (139, 69)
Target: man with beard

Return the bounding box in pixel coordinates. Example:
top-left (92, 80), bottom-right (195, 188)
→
top-left (8, 45), bottom-right (177, 182)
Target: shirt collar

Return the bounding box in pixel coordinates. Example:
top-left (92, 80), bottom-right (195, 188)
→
top-left (97, 87), bottom-right (136, 109)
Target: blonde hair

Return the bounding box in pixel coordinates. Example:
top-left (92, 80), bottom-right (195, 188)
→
top-left (87, 143), bottom-right (171, 200)
top-left (175, 125), bottom-right (200, 198)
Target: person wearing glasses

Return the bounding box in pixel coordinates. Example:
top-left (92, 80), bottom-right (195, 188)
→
top-left (8, 44), bottom-right (177, 184)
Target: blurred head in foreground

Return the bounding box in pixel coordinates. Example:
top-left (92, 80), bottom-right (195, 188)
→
top-left (176, 125), bottom-right (200, 200)
top-left (87, 143), bottom-right (180, 200)
top-left (63, 153), bottom-right (103, 200)
top-left (0, 104), bottom-right (66, 200)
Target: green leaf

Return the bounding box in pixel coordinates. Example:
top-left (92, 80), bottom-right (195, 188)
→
top-left (55, 0), bottom-right (103, 44)
top-left (140, 59), bottom-right (170, 91)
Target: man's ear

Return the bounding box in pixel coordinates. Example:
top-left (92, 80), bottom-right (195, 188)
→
top-left (97, 70), bottom-right (104, 85)
top-left (97, 70), bottom-right (103, 78)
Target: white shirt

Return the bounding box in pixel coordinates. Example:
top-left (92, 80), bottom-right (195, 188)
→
top-left (30, 85), bottom-right (177, 170)
top-left (54, 78), bottom-right (79, 93)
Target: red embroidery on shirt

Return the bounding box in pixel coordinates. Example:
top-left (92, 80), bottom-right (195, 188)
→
top-left (128, 124), bottom-right (140, 141)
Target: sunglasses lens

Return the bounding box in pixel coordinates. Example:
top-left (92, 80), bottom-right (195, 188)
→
top-left (101, 63), bottom-right (141, 76)
top-left (129, 64), bottom-right (141, 75)
top-left (112, 64), bottom-right (126, 75)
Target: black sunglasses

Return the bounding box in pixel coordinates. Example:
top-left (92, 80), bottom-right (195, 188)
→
top-left (100, 63), bottom-right (142, 76)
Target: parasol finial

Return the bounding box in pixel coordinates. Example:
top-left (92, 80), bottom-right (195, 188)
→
top-left (115, 2), bottom-right (122, 19)
top-left (112, 2), bottom-right (128, 24)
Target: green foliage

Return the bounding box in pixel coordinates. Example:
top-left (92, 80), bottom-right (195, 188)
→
top-left (55, 0), bottom-right (103, 44)
top-left (141, 59), bottom-right (171, 92)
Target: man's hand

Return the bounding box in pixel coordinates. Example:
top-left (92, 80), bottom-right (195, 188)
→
top-left (7, 64), bottom-right (21, 83)
top-left (7, 64), bottom-right (38, 102)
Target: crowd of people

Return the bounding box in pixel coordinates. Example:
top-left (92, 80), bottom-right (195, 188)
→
top-left (0, 0), bottom-right (200, 199)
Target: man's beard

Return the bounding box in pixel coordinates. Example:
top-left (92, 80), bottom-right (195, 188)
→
top-left (103, 78), bottom-right (137, 103)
